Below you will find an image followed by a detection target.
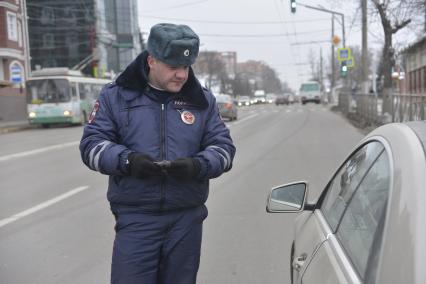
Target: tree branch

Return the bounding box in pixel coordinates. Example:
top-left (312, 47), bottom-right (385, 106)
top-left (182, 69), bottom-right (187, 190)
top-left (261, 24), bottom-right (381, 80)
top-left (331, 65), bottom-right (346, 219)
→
top-left (392, 19), bottom-right (412, 33)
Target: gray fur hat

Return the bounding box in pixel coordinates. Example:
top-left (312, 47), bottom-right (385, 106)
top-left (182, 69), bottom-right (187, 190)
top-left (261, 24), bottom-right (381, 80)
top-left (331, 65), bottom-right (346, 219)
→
top-left (147, 23), bottom-right (200, 66)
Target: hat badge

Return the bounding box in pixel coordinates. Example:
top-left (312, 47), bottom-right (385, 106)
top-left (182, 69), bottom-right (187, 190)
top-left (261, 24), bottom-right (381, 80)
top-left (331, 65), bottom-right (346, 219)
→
top-left (183, 49), bottom-right (190, 57)
top-left (181, 110), bottom-right (195, 125)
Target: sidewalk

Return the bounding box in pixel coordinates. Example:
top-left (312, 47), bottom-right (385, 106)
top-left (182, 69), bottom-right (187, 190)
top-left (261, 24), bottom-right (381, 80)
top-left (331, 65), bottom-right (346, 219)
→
top-left (0, 120), bottom-right (33, 134)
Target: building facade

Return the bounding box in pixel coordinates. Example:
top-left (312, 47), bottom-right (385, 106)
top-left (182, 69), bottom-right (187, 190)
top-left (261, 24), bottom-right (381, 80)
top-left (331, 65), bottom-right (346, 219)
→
top-left (27, 0), bottom-right (141, 78)
top-left (403, 36), bottom-right (426, 94)
top-left (0, 0), bottom-right (30, 122)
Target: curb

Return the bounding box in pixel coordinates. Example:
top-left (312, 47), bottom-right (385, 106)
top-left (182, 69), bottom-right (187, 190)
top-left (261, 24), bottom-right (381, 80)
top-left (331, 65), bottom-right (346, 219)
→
top-left (0, 122), bottom-right (34, 134)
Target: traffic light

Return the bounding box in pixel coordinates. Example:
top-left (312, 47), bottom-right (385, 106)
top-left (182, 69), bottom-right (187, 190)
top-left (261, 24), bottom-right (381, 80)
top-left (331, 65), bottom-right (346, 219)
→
top-left (290, 0), bottom-right (296, 13)
top-left (340, 61), bottom-right (348, 77)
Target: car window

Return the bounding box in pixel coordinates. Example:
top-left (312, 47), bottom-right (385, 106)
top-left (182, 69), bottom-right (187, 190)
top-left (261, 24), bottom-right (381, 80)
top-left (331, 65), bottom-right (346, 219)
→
top-left (336, 151), bottom-right (390, 281)
top-left (216, 95), bottom-right (231, 103)
top-left (321, 142), bottom-right (384, 231)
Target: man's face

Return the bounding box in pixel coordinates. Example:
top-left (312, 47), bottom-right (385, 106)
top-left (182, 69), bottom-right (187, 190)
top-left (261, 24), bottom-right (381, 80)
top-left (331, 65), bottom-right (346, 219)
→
top-left (147, 55), bottom-right (189, 93)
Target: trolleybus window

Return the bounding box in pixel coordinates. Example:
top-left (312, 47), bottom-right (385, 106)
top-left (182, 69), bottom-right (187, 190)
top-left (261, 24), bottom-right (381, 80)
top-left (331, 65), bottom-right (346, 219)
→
top-left (26, 79), bottom-right (70, 104)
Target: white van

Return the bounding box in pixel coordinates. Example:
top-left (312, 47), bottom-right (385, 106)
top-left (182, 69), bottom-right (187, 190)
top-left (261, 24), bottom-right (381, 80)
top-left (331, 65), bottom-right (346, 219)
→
top-left (299, 81), bottom-right (321, 104)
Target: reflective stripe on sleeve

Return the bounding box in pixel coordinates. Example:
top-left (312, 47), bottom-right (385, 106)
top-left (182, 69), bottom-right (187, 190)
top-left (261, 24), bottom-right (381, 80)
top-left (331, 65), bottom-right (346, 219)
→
top-left (206, 145), bottom-right (231, 171)
top-left (89, 141), bottom-right (112, 171)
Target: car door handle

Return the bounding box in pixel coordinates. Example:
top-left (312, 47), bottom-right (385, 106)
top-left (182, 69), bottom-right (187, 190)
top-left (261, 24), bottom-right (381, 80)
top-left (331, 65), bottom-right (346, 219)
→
top-left (292, 253), bottom-right (307, 272)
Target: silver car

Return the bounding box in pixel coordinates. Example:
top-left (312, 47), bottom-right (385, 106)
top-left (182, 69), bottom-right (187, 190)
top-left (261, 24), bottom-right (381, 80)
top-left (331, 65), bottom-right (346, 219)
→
top-left (216, 94), bottom-right (238, 121)
top-left (266, 121), bottom-right (426, 284)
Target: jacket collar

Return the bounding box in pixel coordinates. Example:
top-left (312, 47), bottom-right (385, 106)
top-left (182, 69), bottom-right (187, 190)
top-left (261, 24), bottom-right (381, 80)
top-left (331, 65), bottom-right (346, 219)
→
top-left (115, 50), bottom-right (208, 109)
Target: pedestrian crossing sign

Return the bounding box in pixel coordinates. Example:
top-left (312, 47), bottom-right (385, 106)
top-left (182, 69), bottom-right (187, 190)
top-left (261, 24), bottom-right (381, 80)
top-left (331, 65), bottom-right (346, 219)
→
top-left (337, 48), bottom-right (351, 61)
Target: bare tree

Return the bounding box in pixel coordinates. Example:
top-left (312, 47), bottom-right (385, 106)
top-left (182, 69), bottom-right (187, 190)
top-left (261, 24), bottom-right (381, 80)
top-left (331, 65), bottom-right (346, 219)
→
top-left (370, 0), bottom-right (412, 94)
top-left (193, 51), bottom-right (227, 90)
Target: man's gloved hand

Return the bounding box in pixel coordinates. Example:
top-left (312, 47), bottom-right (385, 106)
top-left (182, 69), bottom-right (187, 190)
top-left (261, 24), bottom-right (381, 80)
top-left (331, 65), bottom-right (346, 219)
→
top-left (168, 158), bottom-right (201, 180)
top-left (128, 153), bottom-right (162, 179)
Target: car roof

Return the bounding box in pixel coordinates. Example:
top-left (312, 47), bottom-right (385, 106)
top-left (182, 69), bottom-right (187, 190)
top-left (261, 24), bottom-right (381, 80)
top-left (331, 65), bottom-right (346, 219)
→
top-left (215, 94), bottom-right (232, 102)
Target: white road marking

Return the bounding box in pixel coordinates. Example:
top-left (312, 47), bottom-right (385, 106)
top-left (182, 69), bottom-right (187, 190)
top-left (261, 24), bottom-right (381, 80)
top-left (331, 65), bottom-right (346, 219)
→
top-left (0, 141), bottom-right (79, 163)
top-left (0, 186), bottom-right (89, 228)
top-left (228, 113), bottom-right (259, 128)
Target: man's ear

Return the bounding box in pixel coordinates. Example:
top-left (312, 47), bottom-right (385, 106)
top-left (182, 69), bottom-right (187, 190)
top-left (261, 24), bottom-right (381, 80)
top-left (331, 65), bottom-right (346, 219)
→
top-left (147, 55), bottom-right (156, 69)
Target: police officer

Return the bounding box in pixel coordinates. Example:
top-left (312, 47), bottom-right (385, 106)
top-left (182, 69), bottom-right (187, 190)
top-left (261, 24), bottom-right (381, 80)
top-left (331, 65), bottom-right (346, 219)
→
top-left (79, 23), bottom-right (236, 284)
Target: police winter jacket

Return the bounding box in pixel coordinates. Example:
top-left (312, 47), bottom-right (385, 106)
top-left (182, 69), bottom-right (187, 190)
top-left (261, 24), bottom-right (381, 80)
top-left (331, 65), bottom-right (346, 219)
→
top-left (79, 51), bottom-right (236, 212)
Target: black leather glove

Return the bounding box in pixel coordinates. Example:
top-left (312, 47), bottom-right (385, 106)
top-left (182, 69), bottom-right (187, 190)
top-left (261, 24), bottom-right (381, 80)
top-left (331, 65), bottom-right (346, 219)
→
top-left (168, 158), bottom-right (201, 180)
top-left (128, 153), bottom-right (162, 179)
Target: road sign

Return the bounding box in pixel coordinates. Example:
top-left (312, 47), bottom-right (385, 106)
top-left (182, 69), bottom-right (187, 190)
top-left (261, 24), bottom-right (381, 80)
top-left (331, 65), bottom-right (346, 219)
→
top-left (332, 36), bottom-right (341, 46)
top-left (10, 63), bottom-right (22, 83)
top-left (346, 57), bottom-right (355, 68)
top-left (337, 48), bottom-right (351, 61)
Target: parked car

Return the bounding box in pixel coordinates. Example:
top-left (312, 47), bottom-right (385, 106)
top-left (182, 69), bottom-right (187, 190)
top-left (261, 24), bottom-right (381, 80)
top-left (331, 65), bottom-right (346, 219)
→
top-left (275, 94), bottom-right (290, 105)
top-left (266, 121), bottom-right (426, 284)
top-left (237, 96), bottom-right (251, 107)
top-left (215, 94), bottom-right (238, 121)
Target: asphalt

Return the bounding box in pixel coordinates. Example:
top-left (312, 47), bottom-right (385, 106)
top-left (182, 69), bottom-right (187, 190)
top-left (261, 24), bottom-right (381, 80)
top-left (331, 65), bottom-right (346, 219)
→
top-left (0, 120), bottom-right (34, 134)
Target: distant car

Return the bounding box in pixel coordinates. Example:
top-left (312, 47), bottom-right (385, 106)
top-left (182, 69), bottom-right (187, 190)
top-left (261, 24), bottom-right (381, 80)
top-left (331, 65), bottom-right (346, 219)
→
top-left (275, 94), bottom-right (289, 105)
top-left (266, 121), bottom-right (426, 284)
top-left (299, 81), bottom-right (321, 104)
top-left (237, 96), bottom-right (251, 107)
top-left (216, 94), bottom-right (238, 121)
top-left (266, 94), bottom-right (277, 104)
top-left (253, 90), bottom-right (267, 104)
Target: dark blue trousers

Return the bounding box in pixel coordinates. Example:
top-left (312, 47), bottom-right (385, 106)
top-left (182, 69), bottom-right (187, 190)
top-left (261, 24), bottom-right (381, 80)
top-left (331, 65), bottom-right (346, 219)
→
top-left (111, 205), bottom-right (208, 284)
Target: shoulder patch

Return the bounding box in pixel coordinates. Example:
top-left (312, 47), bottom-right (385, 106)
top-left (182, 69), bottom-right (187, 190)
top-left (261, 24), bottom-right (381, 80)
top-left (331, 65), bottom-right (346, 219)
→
top-left (88, 100), bottom-right (100, 124)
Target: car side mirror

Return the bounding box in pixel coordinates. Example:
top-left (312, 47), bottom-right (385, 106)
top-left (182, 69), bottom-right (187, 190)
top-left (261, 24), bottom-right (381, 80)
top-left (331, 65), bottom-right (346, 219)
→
top-left (266, 182), bottom-right (308, 213)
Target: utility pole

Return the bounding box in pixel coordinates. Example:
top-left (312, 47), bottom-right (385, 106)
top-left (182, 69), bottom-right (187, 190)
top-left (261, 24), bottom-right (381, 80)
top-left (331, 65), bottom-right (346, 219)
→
top-left (361, 0), bottom-right (369, 93)
top-left (320, 47), bottom-right (324, 92)
top-left (298, 3), bottom-right (346, 95)
top-left (331, 15), bottom-right (335, 92)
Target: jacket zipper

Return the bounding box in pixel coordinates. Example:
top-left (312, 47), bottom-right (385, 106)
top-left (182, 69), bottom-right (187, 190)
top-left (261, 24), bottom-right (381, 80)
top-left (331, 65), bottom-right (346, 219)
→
top-left (160, 103), bottom-right (166, 210)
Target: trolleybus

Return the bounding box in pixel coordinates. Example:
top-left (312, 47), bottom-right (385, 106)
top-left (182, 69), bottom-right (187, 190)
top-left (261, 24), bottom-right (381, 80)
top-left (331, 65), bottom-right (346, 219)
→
top-left (26, 68), bottom-right (112, 127)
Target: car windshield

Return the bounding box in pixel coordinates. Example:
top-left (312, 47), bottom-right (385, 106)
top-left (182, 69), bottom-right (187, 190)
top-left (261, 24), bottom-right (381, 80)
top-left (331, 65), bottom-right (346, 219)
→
top-left (216, 95), bottom-right (232, 103)
top-left (26, 79), bottom-right (71, 104)
top-left (300, 83), bottom-right (320, 92)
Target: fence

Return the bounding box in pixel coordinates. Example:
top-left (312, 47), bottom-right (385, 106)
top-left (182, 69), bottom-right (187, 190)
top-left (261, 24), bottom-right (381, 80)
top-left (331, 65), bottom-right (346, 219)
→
top-left (338, 91), bottom-right (426, 127)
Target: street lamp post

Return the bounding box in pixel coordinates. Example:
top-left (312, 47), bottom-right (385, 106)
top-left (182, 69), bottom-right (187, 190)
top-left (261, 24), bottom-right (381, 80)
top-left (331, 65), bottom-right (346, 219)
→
top-left (298, 3), bottom-right (345, 48)
top-left (298, 3), bottom-right (346, 95)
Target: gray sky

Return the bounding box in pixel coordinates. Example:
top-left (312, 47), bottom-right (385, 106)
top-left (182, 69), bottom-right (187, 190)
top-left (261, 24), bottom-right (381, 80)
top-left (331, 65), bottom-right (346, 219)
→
top-left (138, 0), bottom-right (420, 91)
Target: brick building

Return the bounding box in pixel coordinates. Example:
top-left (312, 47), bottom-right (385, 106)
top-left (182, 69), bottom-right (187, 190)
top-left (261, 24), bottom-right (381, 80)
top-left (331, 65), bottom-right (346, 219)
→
top-left (403, 36), bottom-right (426, 94)
top-left (0, 0), bottom-right (30, 122)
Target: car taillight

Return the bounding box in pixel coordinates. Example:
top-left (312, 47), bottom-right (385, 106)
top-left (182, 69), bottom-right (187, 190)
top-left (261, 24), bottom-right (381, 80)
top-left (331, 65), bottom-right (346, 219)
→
top-left (225, 103), bottom-right (232, 109)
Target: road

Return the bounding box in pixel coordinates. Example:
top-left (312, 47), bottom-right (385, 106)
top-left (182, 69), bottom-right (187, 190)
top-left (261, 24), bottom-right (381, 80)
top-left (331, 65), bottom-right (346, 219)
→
top-left (0, 103), bottom-right (364, 284)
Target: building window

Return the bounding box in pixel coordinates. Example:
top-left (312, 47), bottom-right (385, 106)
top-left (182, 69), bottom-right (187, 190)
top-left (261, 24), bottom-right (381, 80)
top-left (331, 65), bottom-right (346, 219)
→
top-left (43, 58), bottom-right (57, 68)
top-left (7, 12), bottom-right (18, 41)
top-left (43, 34), bottom-right (54, 49)
top-left (41, 7), bottom-right (54, 25)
